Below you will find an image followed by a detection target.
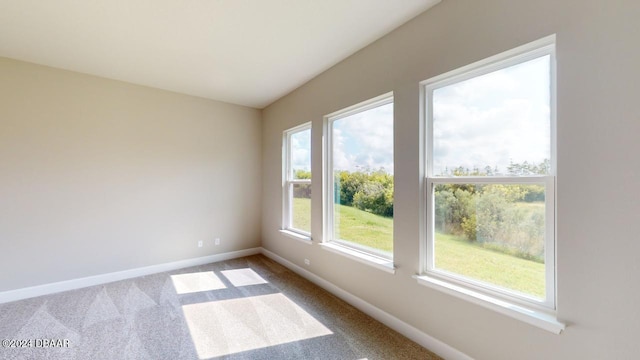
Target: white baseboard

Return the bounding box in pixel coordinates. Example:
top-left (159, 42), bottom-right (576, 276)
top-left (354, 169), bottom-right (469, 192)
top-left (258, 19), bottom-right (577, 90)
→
top-left (261, 247), bottom-right (473, 360)
top-left (0, 247), bottom-right (261, 304)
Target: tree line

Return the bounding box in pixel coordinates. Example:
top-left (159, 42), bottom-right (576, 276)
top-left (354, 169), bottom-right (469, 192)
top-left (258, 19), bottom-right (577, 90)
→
top-left (292, 169), bottom-right (394, 217)
top-left (435, 159), bottom-right (549, 262)
top-left (335, 169), bottom-right (393, 217)
top-left (294, 159), bottom-right (548, 262)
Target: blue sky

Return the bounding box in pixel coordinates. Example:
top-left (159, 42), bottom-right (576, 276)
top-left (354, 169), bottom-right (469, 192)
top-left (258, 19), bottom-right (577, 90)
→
top-left (292, 55), bottom-right (550, 177)
top-left (290, 128), bottom-right (311, 175)
top-left (290, 102), bottom-right (394, 176)
top-left (432, 55), bottom-right (551, 175)
top-left (332, 102), bottom-right (394, 174)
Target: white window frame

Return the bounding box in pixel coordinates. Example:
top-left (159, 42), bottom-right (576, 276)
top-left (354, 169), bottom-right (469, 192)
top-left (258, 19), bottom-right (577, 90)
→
top-left (282, 122), bottom-right (312, 240)
top-left (417, 35), bottom-right (565, 333)
top-left (322, 92), bottom-right (395, 273)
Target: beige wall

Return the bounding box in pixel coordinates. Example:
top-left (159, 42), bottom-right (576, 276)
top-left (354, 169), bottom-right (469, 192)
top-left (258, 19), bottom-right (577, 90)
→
top-left (262, 0), bottom-right (640, 359)
top-left (0, 57), bottom-right (262, 291)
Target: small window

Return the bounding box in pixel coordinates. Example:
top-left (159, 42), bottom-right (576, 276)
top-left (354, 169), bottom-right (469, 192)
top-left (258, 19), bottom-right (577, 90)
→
top-left (422, 37), bottom-right (557, 315)
top-left (283, 123), bottom-right (312, 237)
top-left (324, 93), bottom-right (394, 264)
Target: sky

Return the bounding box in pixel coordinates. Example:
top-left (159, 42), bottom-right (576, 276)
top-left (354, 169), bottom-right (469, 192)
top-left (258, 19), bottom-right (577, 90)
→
top-left (332, 102), bottom-right (394, 174)
top-left (290, 102), bottom-right (394, 176)
top-left (432, 55), bottom-right (551, 176)
top-left (291, 55), bottom-right (550, 177)
top-left (290, 128), bottom-right (311, 176)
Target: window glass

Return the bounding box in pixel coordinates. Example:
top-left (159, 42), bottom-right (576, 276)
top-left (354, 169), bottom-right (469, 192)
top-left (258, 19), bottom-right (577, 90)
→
top-left (283, 124), bottom-right (311, 236)
top-left (426, 44), bottom-right (555, 309)
top-left (330, 101), bottom-right (394, 258)
top-left (433, 55), bottom-right (551, 177)
top-left (434, 183), bottom-right (546, 299)
top-left (290, 129), bottom-right (311, 179)
top-left (291, 183), bottom-right (311, 233)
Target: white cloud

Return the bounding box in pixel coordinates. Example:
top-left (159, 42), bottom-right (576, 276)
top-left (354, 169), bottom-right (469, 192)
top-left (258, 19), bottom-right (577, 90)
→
top-left (332, 103), bottom-right (394, 174)
top-left (291, 129), bottom-right (311, 171)
top-left (432, 55), bottom-right (551, 175)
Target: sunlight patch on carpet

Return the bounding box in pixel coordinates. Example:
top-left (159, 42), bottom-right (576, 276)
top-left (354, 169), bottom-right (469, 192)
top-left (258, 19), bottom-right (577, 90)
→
top-left (171, 272), bottom-right (227, 294)
top-left (220, 268), bottom-right (268, 287)
top-left (182, 293), bottom-right (332, 359)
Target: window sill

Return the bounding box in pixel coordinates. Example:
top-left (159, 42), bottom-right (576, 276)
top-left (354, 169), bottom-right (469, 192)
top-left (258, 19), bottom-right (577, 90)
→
top-left (413, 275), bottom-right (565, 334)
top-left (320, 242), bottom-right (395, 274)
top-left (279, 229), bottom-right (313, 244)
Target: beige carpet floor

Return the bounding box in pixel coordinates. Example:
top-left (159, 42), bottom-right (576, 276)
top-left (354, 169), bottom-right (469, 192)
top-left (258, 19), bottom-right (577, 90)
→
top-left (0, 254), bottom-right (441, 359)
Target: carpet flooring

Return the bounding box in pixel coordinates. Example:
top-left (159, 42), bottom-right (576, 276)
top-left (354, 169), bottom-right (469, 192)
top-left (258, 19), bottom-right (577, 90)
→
top-left (0, 255), bottom-right (441, 359)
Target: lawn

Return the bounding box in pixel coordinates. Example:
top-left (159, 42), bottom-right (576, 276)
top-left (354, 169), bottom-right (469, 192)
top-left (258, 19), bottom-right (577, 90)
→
top-left (293, 197), bottom-right (544, 298)
top-left (333, 201), bottom-right (393, 253)
top-left (292, 197), bottom-right (312, 233)
top-left (435, 232), bottom-right (545, 298)
top-left (293, 197), bottom-right (393, 252)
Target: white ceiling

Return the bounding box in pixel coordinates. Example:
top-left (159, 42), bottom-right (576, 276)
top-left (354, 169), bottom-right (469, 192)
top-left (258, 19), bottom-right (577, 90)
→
top-left (0, 0), bottom-right (440, 109)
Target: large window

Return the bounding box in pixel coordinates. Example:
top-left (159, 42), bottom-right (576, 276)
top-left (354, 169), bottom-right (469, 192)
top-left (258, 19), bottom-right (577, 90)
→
top-left (324, 93), bottom-right (394, 264)
top-left (283, 123), bottom-right (312, 237)
top-left (421, 37), bottom-right (557, 316)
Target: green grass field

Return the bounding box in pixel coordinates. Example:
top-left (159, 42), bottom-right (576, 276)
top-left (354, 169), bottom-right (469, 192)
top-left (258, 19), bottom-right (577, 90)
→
top-left (293, 197), bottom-right (545, 297)
top-left (292, 197), bottom-right (312, 233)
top-left (435, 232), bottom-right (545, 298)
top-left (333, 201), bottom-right (393, 253)
top-left (293, 197), bottom-right (393, 252)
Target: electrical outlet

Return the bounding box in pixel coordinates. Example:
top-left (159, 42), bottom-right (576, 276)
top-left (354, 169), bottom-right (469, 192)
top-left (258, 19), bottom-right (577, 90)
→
top-left (214, 238), bottom-right (220, 246)
top-left (198, 240), bottom-right (203, 248)
top-left (304, 258), bottom-right (310, 266)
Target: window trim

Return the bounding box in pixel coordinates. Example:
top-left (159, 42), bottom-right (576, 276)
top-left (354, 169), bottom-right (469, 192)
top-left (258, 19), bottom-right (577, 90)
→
top-left (323, 92), bottom-right (395, 264)
top-left (418, 35), bottom-right (564, 333)
top-left (282, 122), bottom-right (312, 239)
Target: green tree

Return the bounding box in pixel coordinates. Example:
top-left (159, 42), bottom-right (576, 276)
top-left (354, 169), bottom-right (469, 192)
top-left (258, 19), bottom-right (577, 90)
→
top-left (292, 170), bottom-right (312, 199)
top-left (334, 169), bottom-right (394, 217)
top-left (294, 169), bottom-right (311, 179)
top-left (335, 171), bottom-right (367, 206)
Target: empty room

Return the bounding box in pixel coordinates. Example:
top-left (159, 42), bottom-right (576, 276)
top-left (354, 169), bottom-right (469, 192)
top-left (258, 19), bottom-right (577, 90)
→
top-left (1, 0), bottom-right (639, 359)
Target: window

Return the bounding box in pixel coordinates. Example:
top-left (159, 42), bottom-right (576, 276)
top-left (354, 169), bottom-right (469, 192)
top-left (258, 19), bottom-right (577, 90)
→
top-left (419, 36), bottom-right (561, 331)
top-left (323, 93), bottom-right (394, 269)
top-left (283, 123), bottom-right (312, 238)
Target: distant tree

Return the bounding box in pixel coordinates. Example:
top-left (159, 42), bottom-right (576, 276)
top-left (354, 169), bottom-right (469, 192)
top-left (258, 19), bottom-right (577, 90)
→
top-left (335, 171), bottom-right (367, 206)
top-left (292, 169), bottom-right (312, 198)
top-left (294, 169), bottom-right (311, 179)
top-left (435, 159), bottom-right (549, 246)
top-left (334, 168), bottom-right (394, 217)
